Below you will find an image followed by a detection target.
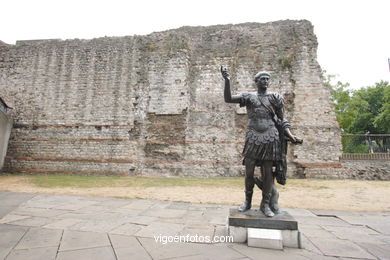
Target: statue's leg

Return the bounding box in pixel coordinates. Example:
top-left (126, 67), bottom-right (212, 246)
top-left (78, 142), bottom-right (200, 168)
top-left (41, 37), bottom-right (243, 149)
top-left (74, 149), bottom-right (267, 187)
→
top-left (249, 162), bottom-right (279, 214)
top-left (238, 158), bottom-right (256, 212)
top-left (270, 184), bottom-right (281, 214)
top-left (260, 161), bottom-right (275, 217)
top-left (254, 166), bottom-right (263, 190)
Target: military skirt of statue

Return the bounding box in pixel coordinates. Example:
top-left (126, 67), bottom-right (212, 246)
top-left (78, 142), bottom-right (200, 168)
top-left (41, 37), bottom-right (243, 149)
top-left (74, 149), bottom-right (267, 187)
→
top-left (242, 101), bottom-right (282, 164)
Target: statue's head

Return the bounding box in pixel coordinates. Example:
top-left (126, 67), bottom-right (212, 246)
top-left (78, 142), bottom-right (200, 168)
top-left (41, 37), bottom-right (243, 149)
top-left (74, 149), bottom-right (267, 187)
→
top-left (254, 71), bottom-right (271, 89)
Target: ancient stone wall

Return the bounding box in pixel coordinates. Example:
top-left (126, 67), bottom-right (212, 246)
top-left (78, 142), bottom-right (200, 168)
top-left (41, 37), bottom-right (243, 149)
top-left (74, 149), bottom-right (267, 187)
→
top-left (0, 20), bottom-right (342, 177)
top-left (305, 160), bottom-right (390, 180)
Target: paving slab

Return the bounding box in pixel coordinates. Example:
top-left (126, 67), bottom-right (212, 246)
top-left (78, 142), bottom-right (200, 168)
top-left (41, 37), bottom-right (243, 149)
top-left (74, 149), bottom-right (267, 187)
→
top-left (158, 217), bottom-right (187, 224)
top-left (308, 237), bottom-right (376, 259)
top-left (69, 219), bottom-right (126, 233)
top-left (162, 254), bottom-right (205, 260)
top-left (182, 210), bottom-right (205, 221)
top-left (53, 200), bottom-right (100, 211)
top-left (55, 212), bottom-right (102, 220)
top-left (366, 223), bottom-right (390, 235)
top-left (335, 215), bottom-right (390, 235)
top-left (74, 205), bottom-right (111, 213)
top-left (203, 208), bottom-right (229, 225)
top-left (109, 234), bottom-right (152, 260)
top-left (321, 225), bottom-right (384, 244)
top-left (285, 208), bottom-right (317, 217)
top-left (11, 207), bottom-right (68, 218)
top-left (357, 242), bottom-right (390, 260)
top-left (195, 243), bottom-right (246, 259)
top-left (179, 225), bottom-right (215, 243)
top-left (299, 225), bottom-right (336, 239)
top-left (309, 209), bottom-right (361, 217)
top-left (6, 246), bottom-right (58, 260)
top-left (63, 211), bottom-right (124, 221)
top-left (167, 202), bottom-right (191, 210)
top-left (135, 222), bottom-right (184, 238)
top-left (123, 215), bottom-right (158, 226)
top-left (375, 235), bottom-right (390, 244)
top-left (8, 216), bottom-right (52, 227)
top-left (207, 215), bottom-right (228, 225)
top-left (292, 216), bottom-right (350, 227)
top-left (57, 246), bottom-right (116, 260)
top-left (20, 195), bottom-right (75, 209)
top-left (15, 227), bottom-right (62, 250)
top-left (138, 237), bottom-right (204, 260)
top-left (0, 192), bottom-right (35, 218)
top-left (59, 230), bottom-right (110, 251)
top-left (109, 223), bottom-right (144, 236)
top-left (110, 208), bottom-right (144, 215)
top-left (336, 215), bottom-right (390, 226)
top-left (0, 224), bottom-right (29, 259)
top-left (0, 192), bottom-right (35, 207)
top-left (231, 242), bottom-right (307, 260)
top-left (0, 214), bottom-right (30, 224)
top-left (284, 248), bottom-right (341, 260)
top-left (93, 199), bottom-right (134, 209)
top-left (0, 207), bottom-right (19, 219)
top-left (321, 224), bottom-right (379, 235)
top-left (141, 208), bottom-right (187, 218)
top-left (149, 201), bottom-right (172, 209)
top-left (0, 191), bottom-right (389, 260)
top-left (204, 208), bottom-right (229, 218)
top-left (108, 234), bottom-right (142, 248)
top-left (121, 200), bottom-right (155, 210)
top-left (42, 218), bottom-right (84, 230)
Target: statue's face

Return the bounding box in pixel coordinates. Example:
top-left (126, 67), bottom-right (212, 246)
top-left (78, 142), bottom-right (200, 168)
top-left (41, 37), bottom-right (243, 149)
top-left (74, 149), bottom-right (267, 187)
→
top-left (256, 76), bottom-right (270, 88)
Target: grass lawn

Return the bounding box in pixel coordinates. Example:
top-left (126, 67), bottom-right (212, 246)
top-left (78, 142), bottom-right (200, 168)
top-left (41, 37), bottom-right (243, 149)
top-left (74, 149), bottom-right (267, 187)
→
top-left (0, 174), bottom-right (389, 211)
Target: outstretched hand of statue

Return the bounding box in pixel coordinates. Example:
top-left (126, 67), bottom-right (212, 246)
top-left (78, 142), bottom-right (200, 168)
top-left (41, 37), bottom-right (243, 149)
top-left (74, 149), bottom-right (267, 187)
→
top-left (285, 128), bottom-right (303, 144)
top-left (291, 136), bottom-right (303, 144)
top-left (220, 66), bottom-right (230, 80)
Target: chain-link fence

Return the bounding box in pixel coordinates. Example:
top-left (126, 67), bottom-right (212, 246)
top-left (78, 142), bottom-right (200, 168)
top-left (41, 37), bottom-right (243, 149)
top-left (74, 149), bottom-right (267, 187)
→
top-left (341, 134), bottom-right (390, 154)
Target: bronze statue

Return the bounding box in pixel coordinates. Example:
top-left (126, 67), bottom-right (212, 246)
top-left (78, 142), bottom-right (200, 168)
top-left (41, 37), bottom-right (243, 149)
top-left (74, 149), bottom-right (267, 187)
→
top-left (221, 66), bottom-right (302, 217)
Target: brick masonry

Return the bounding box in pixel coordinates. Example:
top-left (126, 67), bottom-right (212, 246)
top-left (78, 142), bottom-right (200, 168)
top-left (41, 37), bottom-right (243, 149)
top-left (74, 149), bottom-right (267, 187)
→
top-left (0, 20), bottom-right (343, 177)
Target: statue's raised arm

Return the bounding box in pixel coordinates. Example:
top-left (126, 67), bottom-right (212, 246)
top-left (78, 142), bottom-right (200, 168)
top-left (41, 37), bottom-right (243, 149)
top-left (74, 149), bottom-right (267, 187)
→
top-left (221, 66), bottom-right (241, 103)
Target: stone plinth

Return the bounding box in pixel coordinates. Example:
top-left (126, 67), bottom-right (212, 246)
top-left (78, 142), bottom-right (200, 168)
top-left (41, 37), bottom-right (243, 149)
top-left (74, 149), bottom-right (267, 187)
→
top-left (229, 208), bottom-right (298, 230)
top-left (228, 208), bottom-right (301, 249)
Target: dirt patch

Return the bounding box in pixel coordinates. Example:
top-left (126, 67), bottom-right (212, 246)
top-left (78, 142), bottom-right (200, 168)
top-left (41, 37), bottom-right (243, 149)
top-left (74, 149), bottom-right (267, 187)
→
top-left (0, 176), bottom-right (389, 212)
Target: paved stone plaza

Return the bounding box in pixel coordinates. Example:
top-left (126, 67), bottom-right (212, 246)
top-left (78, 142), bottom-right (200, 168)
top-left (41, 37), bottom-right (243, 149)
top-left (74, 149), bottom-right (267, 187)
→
top-left (0, 191), bottom-right (389, 259)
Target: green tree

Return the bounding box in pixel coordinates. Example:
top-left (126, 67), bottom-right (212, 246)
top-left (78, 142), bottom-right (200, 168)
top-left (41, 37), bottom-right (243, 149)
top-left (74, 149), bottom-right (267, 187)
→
top-left (325, 71), bottom-right (390, 134)
top-left (373, 81), bottom-right (390, 133)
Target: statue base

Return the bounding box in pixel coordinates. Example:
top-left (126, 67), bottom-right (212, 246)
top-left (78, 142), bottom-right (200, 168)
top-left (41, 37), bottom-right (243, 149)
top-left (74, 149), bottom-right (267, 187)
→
top-left (228, 208), bottom-right (302, 249)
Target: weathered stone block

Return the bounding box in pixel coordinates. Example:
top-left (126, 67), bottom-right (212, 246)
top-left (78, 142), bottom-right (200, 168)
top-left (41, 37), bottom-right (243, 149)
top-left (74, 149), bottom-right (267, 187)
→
top-left (228, 226), bottom-right (247, 243)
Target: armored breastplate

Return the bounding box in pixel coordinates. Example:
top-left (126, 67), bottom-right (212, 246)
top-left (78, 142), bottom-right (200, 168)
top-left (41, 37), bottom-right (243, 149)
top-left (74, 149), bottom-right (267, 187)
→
top-left (245, 95), bottom-right (279, 145)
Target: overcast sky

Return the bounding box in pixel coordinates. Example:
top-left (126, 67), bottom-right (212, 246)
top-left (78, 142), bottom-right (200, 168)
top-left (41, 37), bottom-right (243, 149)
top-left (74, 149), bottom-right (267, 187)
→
top-left (2, 0), bottom-right (389, 89)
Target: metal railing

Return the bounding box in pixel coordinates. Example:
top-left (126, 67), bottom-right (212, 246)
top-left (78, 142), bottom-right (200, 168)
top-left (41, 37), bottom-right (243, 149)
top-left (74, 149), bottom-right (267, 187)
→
top-left (341, 134), bottom-right (390, 153)
top-left (341, 134), bottom-right (390, 160)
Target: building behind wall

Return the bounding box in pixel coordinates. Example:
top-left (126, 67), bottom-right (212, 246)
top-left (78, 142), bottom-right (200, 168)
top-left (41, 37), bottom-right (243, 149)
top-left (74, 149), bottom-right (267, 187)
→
top-left (0, 97), bottom-right (13, 170)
